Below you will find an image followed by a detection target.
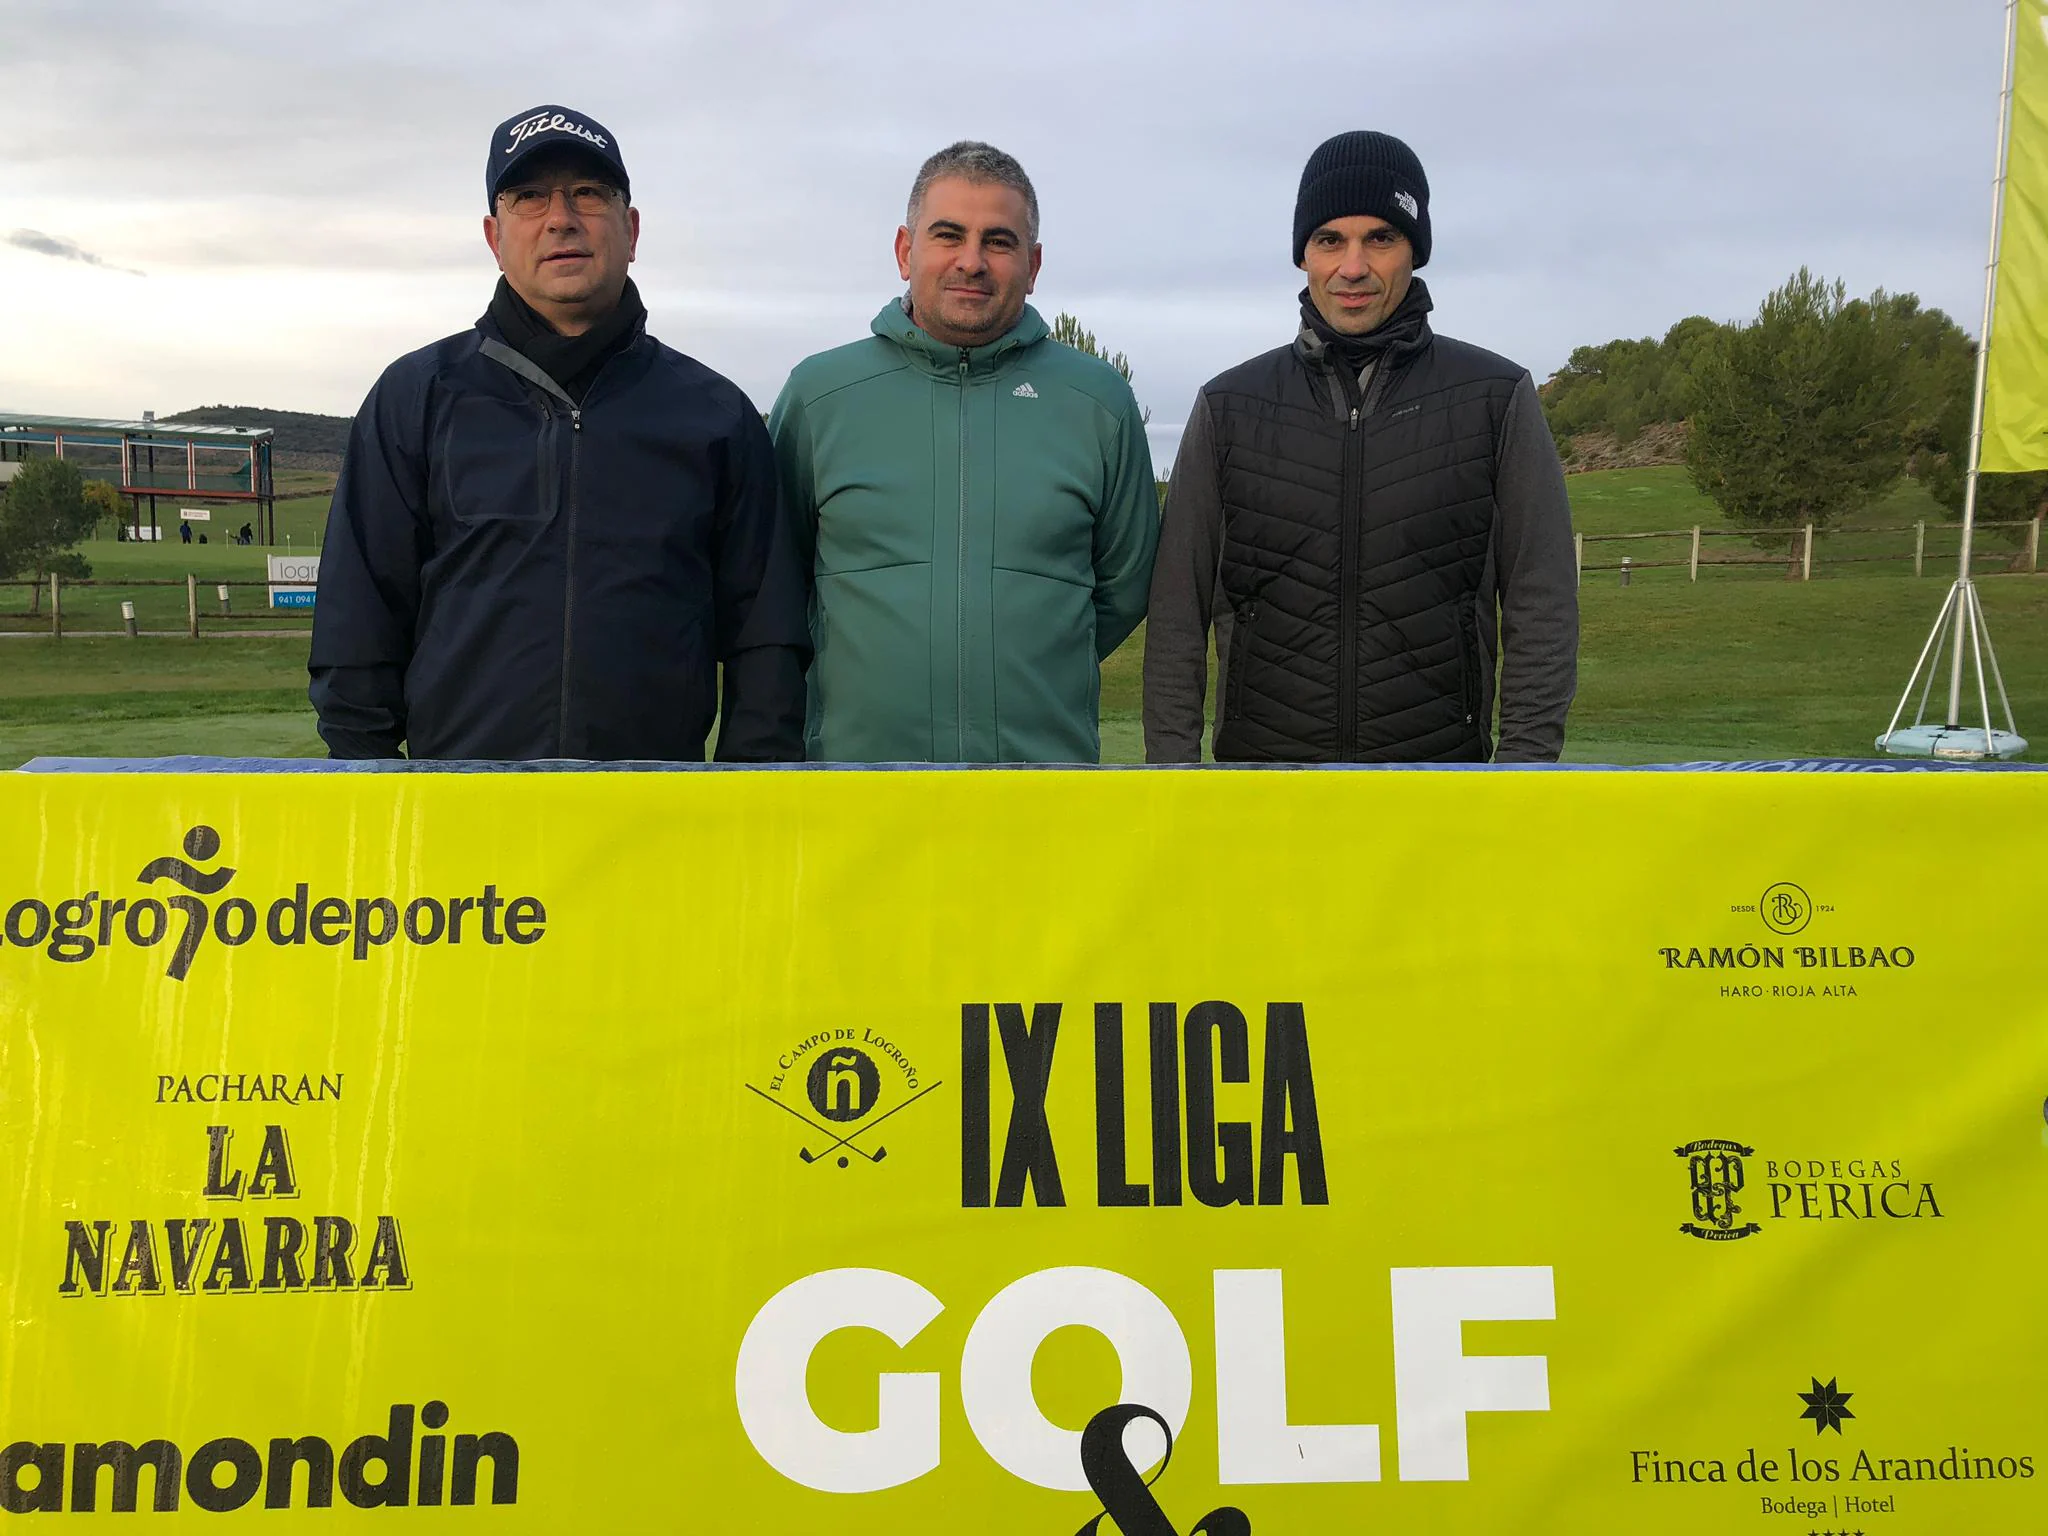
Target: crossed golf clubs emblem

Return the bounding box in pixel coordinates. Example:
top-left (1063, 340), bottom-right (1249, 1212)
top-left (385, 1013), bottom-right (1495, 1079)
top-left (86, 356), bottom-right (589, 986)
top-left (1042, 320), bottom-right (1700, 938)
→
top-left (745, 1079), bottom-right (944, 1169)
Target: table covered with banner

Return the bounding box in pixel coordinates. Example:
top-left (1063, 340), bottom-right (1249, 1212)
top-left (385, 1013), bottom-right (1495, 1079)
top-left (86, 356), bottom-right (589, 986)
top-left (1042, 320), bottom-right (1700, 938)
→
top-left (0, 762), bottom-right (2043, 1532)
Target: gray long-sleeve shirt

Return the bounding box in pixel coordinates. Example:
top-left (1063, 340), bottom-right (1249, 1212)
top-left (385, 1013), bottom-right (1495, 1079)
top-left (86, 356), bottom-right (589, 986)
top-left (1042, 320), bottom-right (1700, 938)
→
top-left (1142, 367), bottom-right (1578, 763)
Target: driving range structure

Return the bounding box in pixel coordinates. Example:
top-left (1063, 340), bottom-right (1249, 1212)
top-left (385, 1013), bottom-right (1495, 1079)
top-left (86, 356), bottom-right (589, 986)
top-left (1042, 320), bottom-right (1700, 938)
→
top-left (0, 410), bottom-right (278, 545)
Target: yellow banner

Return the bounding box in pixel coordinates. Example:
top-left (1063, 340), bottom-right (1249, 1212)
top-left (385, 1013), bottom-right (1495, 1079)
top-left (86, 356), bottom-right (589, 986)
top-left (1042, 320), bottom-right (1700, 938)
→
top-left (1984, 0), bottom-right (2048, 471)
top-left (1, 770), bottom-right (2044, 1532)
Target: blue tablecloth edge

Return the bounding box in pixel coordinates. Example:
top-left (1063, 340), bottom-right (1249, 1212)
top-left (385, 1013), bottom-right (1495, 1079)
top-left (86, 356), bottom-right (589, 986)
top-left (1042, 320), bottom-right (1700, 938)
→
top-left (15, 756), bottom-right (2043, 775)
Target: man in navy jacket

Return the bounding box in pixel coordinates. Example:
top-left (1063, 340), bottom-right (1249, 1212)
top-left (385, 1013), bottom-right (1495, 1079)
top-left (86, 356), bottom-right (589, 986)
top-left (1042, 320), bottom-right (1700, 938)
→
top-left (309, 105), bottom-right (809, 761)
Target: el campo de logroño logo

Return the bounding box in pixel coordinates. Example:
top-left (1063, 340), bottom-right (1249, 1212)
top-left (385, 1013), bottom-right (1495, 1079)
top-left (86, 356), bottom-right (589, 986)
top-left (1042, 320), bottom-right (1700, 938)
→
top-left (0, 825), bottom-right (547, 981)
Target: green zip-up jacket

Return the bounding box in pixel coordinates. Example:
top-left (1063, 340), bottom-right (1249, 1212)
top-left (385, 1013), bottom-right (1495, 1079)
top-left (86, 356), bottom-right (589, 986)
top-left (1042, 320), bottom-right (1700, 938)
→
top-left (769, 301), bottom-right (1159, 763)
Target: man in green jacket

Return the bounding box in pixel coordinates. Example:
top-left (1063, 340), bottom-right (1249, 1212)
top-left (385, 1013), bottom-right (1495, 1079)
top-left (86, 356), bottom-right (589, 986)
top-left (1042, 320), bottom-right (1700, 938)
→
top-left (769, 141), bottom-right (1159, 763)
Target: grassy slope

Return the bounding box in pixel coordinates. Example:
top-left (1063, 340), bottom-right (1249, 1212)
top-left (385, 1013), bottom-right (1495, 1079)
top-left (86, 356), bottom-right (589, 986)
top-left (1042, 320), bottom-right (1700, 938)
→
top-left (4, 467), bottom-right (2040, 768)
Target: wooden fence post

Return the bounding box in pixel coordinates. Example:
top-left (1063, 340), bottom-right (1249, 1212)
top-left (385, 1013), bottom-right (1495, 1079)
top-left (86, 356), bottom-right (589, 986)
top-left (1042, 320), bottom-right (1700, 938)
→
top-left (50, 573), bottom-right (60, 640)
top-left (2030, 513), bottom-right (2042, 574)
top-left (1801, 522), bottom-right (1814, 582)
top-left (1574, 531), bottom-right (1583, 588)
top-left (1914, 521), bottom-right (1925, 577)
top-left (187, 574), bottom-right (199, 640)
top-left (1689, 526), bottom-right (1701, 583)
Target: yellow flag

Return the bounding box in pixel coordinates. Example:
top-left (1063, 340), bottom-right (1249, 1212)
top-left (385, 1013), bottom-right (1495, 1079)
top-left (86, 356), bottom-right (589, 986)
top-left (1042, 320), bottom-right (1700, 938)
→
top-left (1983, 0), bottom-right (2048, 471)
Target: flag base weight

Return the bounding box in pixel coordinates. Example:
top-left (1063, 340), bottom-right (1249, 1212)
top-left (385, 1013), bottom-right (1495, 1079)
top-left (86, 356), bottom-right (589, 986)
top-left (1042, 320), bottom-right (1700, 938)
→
top-left (1872, 723), bottom-right (2028, 760)
top-left (1876, 577), bottom-right (2027, 761)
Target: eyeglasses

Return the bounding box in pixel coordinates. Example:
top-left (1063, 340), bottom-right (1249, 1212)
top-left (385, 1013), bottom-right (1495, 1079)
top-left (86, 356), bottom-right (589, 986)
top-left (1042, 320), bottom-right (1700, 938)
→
top-left (495, 182), bottom-right (622, 219)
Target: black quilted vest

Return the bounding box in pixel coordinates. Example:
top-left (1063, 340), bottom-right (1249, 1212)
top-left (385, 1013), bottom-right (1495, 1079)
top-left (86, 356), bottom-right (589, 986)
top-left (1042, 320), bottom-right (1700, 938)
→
top-left (1206, 326), bottom-right (1521, 762)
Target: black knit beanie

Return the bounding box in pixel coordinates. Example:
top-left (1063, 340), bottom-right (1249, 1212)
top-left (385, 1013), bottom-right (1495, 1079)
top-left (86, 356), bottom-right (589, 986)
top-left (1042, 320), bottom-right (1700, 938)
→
top-left (1293, 131), bottom-right (1431, 269)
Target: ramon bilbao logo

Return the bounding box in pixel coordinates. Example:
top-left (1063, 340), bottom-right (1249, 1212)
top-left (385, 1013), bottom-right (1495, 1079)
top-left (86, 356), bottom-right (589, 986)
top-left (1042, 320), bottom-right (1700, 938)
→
top-left (0, 824), bottom-right (547, 981)
top-left (1658, 880), bottom-right (1916, 988)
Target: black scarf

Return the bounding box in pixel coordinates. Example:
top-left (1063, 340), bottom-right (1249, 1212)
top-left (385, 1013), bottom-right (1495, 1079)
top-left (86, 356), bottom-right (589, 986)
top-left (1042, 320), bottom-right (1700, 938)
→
top-left (483, 276), bottom-right (646, 403)
top-left (1299, 275), bottom-right (1433, 375)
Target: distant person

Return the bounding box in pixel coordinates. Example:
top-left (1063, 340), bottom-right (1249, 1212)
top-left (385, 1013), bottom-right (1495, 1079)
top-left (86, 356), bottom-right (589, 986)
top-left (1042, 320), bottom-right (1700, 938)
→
top-left (238, 522), bottom-right (253, 545)
top-left (768, 140), bottom-right (1157, 763)
top-left (179, 521), bottom-right (192, 544)
top-left (1144, 131), bottom-right (1577, 763)
top-left (309, 104), bottom-right (809, 760)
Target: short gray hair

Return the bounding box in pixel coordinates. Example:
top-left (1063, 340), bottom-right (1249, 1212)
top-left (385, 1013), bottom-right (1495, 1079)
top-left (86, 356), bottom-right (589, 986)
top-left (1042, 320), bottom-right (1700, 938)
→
top-left (906, 140), bottom-right (1040, 244)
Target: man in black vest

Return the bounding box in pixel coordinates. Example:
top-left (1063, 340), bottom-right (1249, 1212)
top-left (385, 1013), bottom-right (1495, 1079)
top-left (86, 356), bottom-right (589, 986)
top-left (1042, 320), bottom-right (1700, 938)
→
top-left (1143, 132), bottom-right (1577, 763)
top-left (310, 105), bottom-right (809, 761)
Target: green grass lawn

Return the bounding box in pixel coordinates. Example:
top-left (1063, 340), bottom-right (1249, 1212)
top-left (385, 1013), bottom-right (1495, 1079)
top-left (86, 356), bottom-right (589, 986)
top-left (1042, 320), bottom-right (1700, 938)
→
top-left (4, 467), bottom-right (2042, 769)
top-left (0, 638), bottom-right (321, 762)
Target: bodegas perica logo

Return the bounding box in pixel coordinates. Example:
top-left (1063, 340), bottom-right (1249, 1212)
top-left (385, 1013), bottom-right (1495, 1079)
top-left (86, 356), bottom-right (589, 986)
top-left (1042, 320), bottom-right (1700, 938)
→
top-left (746, 1025), bottom-right (939, 1170)
top-left (1674, 1138), bottom-right (1943, 1242)
top-left (0, 824), bottom-right (548, 981)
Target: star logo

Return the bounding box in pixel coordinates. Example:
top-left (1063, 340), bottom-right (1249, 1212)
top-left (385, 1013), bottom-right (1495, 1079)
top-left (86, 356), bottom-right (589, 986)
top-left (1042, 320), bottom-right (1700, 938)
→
top-left (1797, 1376), bottom-right (1855, 1435)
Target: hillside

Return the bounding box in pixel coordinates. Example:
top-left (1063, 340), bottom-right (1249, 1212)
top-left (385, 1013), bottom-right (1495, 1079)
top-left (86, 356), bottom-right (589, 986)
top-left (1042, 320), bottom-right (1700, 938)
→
top-left (166, 404), bottom-right (350, 472)
top-left (1559, 420), bottom-right (1687, 473)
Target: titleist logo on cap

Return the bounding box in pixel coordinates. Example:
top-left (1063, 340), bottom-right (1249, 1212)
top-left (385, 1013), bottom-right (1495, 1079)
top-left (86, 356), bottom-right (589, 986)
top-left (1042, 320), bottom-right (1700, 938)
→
top-left (505, 111), bottom-right (609, 155)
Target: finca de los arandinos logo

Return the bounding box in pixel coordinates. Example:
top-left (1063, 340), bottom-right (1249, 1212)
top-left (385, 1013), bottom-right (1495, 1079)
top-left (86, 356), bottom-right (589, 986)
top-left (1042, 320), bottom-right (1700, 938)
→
top-left (0, 824), bottom-right (547, 981)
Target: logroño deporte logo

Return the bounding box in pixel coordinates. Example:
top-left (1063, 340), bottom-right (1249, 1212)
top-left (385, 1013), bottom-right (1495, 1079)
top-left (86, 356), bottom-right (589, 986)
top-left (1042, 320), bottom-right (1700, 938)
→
top-left (0, 824), bottom-right (547, 981)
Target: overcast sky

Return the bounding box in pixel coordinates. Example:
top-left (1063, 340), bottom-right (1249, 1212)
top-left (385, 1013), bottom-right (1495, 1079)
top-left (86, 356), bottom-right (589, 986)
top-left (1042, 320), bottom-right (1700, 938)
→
top-left (0, 0), bottom-right (2012, 466)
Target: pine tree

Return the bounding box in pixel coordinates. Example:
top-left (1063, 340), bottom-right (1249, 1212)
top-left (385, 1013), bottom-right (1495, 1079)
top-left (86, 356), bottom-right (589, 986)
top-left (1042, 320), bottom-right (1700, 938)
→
top-left (1686, 269), bottom-right (1914, 530)
top-left (1049, 312), bottom-right (1151, 424)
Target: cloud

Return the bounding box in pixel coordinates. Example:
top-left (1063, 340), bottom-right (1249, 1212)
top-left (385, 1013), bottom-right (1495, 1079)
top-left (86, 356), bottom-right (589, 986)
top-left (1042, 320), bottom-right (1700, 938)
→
top-left (0, 0), bottom-right (2007, 452)
top-left (7, 229), bottom-right (146, 277)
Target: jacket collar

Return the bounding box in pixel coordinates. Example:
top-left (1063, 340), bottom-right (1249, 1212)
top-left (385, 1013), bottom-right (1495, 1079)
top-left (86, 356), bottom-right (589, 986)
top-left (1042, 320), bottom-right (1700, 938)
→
top-left (871, 297), bottom-right (1048, 379)
top-left (1295, 277), bottom-right (1432, 363)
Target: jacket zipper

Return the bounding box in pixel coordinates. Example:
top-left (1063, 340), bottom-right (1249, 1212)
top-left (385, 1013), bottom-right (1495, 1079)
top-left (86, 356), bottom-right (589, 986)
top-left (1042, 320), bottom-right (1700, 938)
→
top-left (558, 403), bottom-right (583, 754)
top-left (1228, 600), bottom-right (1259, 721)
top-left (1337, 401), bottom-right (1363, 759)
top-left (956, 350), bottom-right (970, 761)
top-left (1455, 599), bottom-right (1477, 727)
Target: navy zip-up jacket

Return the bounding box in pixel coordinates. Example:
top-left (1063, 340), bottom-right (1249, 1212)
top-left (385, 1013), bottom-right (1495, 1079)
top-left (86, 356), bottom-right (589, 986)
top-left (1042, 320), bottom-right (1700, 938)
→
top-left (309, 315), bottom-right (810, 761)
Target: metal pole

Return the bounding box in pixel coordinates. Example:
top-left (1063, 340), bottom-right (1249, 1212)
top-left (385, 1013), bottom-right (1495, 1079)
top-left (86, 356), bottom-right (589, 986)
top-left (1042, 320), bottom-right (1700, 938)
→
top-left (1914, 521), bottom-right (1926, 577)
top-left (49, 573), bottom-right (60, 640)
top-left (1690, 525), bottom-right (1701, 582)
top-left (1573, 532), bottom-right (1583, 587)
top-left (2030, 512), bottom-right (2041, 573)
top-left (1802, 522), bottom-right (1814, 582)
top-left (1964, 586), bottom-right (1998, 757)
top-left (1949, 0), bottom-right (2022, 726)
top-left (187, 573), bottom-right (199, 640)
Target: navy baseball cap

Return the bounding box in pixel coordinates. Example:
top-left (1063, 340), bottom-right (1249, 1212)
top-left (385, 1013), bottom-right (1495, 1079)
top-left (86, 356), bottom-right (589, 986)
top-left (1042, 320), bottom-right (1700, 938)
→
top-left (487, 105), bottom-right (630, 206)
